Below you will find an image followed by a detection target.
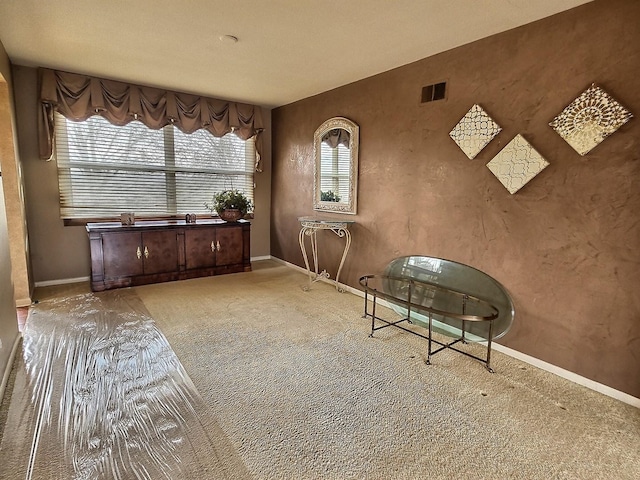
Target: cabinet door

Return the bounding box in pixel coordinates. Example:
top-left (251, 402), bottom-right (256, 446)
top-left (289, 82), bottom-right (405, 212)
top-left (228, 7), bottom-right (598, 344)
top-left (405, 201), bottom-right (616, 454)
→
top-left (142, 230), bottom-right (179, 275)
top-left (184, 227), bottom-right (216, 270)
top-left (102, 231), bottom-right (144, 279)
top-left (216, 226), bottom-right (243, 266)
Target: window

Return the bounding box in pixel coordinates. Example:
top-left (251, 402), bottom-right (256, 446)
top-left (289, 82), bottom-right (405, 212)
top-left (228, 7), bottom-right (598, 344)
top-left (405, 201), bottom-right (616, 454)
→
top-left (54, 112), bottom-right (255, 219)
top-left (319, 141), bottom-right (350, 203)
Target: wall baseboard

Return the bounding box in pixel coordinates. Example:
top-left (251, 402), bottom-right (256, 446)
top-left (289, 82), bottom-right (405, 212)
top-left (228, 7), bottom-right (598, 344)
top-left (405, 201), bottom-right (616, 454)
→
top-left (488, 343), bottom-right (640, 408)
top-left (0, 332), bottom-right (21, 407)
top-left (34, 276), bottom-right (90, 288)
top-left (251, 255), bottom-right (272, 261)
top-left (272, 256), bottom-right (640, 409)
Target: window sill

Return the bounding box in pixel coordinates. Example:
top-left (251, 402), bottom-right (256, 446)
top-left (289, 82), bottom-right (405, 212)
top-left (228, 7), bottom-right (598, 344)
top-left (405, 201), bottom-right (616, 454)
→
top-left (64, 213), bottom-right (254, 227)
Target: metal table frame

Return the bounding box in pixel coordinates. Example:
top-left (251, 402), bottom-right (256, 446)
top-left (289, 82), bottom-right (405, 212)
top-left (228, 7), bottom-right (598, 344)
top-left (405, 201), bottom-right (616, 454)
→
top-left (360, 275), bottom-right (499, 372)
top-left (298, 217), bottom-right (354, 292)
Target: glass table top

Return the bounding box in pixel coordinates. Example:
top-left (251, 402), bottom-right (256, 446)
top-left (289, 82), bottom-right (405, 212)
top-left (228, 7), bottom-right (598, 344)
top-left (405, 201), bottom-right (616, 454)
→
top-left (374, 256), bottom-right (515, 341)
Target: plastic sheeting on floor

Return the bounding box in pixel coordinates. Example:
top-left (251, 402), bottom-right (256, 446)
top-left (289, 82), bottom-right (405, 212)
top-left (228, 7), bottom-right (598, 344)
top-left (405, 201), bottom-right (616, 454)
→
top-left (0, 290), bottom-right (250, 480)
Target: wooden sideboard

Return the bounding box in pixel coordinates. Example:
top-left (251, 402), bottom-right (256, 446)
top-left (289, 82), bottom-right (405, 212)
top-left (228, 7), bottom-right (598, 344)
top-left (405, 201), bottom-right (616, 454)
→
top-left (86, 219), bottom-right (251, 291)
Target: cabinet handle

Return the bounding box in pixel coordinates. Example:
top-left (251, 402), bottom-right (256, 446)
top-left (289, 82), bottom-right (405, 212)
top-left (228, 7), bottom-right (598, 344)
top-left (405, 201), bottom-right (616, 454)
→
top-left (216, 240), bottom-right (221, 252)
top-left (211, 240), bottom-right (215, 252)
top-left (144, 246), bottom-right (149, 258)
top-left (136, 246), bottom-right (142, 259)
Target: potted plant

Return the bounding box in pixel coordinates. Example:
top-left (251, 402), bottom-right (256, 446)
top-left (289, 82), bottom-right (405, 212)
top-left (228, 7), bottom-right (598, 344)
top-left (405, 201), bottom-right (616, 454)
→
top-left (205, 189), bottom-right (253, 222)
top-left (320, 190), bottom-right (341, 202)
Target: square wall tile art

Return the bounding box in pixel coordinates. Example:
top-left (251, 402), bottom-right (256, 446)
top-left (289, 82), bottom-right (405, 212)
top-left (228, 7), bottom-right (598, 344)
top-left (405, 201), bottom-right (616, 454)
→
top-left (549, 84), bottom-right (633, 155)
top-left (487, 134), bottom-right (549, 194)
top-left (449, 104), bottom-right (502, 159)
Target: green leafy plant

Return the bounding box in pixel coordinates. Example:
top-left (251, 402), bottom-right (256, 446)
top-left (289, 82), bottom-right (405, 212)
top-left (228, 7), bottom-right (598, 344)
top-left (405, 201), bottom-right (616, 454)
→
top-left (320, 190), bottom-right (341, 202)
top-left (205, 189), bottom-right (253, 216)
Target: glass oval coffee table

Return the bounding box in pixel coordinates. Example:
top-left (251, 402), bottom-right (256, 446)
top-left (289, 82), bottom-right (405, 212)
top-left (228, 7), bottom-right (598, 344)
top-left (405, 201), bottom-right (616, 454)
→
top-left (360, 256), bottom-right (515, 372)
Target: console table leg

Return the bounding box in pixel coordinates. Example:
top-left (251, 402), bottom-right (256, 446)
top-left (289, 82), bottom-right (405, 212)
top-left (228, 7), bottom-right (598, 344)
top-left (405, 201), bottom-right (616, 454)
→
top-left (426, 313), bottom-right (433, 365)
top-left (369, 292), bottom-right (377, 337)
top-left (362, 287), bottom-right (369, 319)
top-left (310, 230), bottom-right (319, 277)
top-left (485, 320), bottom-right (495, 373)
top-left (298, 227), bottom-right (314, 290)
top-left (406, 281), bottom-right (413, 324)
top-left (333, 227), bottom-right (352, 292)
top-left (461, 295), bottom-right (468, 344)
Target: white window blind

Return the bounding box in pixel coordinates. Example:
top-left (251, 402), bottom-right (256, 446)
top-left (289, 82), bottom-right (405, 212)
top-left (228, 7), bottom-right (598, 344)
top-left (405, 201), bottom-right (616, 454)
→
top-left (54, 112), bottom-right (254, 219)
top-left (319, 142), bottom-right (351, 203)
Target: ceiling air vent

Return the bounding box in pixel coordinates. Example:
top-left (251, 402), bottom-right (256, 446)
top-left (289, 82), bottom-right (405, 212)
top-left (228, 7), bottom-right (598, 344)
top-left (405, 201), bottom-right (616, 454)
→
top-left (421, 81), bottom-right (447, 103)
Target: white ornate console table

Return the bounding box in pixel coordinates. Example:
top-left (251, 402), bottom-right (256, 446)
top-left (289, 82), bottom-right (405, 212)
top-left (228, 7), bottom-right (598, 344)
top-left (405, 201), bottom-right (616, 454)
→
top-left (298, 216), bottom-right (355, 292)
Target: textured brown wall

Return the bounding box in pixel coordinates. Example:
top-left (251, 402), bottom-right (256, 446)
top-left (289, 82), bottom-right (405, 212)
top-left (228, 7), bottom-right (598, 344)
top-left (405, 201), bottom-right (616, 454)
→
top-left (271, 0), bottom-right (640, 397)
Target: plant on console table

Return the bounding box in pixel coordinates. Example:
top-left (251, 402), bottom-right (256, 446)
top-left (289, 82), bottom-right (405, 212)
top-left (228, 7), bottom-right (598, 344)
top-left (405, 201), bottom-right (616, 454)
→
top-left (320, 190), bottom-right (341, 202)
top-left (205, 189), bottom-right (253, 222)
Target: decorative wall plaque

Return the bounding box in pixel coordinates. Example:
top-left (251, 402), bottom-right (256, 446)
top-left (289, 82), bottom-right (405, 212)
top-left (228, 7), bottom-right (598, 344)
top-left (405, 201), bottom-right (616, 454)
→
top-left (449, 104), bottom-right (502, 159)
top-left (486, 135), bottom-right (549, 194)
top-left (549, 84), bottom-right (633, 156)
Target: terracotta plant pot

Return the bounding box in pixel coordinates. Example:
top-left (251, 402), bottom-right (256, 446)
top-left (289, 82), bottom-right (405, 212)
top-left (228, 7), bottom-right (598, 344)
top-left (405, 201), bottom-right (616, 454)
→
top-left (218, 209), bottom-right (243, 222)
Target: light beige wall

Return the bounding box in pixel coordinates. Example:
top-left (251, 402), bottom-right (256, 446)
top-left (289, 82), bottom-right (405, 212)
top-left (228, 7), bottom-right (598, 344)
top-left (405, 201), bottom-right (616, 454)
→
top-left (252, 109), bottom-right (271, 258)
top-left (0, 76), bottom-right (30, 306)
top-left (12, 66), bottom-right (87, 283)
top-left (272, 0), bottom-right (640, 398)
top-left (0, 39), bottom-right (19, 402)
top-left (12, 65), bottom-right (271, 284)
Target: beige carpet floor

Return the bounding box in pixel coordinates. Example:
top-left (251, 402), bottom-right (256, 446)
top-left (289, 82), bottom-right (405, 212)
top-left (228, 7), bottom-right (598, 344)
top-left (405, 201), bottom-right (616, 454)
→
top-left (1, 260), bottom-right (639, 479)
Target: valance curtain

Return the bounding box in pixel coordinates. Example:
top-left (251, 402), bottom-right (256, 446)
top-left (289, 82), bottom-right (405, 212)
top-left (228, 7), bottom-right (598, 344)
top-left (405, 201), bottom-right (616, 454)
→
top-left (38, 68), bottom-right (265, 171)
top-left (321, 128), bottom-right (350, 148)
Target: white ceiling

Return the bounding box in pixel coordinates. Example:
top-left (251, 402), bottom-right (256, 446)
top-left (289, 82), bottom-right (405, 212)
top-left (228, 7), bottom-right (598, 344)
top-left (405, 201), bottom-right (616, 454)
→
top-left (0, 0), bottom-right (591, 108)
